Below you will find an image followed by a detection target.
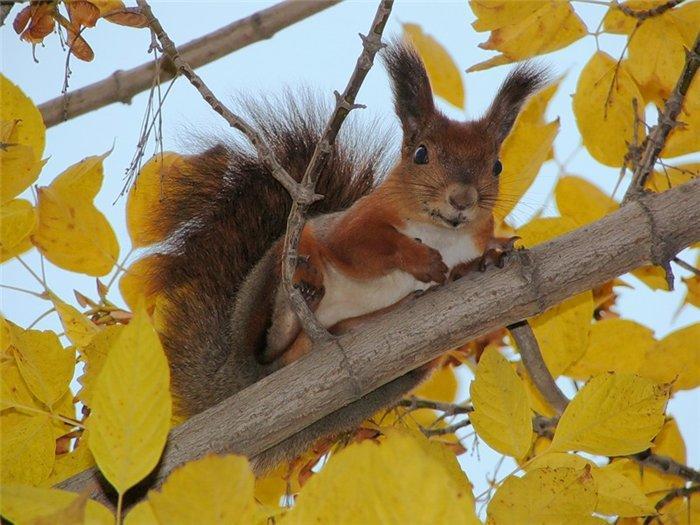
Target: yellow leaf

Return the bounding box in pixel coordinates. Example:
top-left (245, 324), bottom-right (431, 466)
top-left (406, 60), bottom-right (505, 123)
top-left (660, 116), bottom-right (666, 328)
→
top-left (615, 418), bottom-right (687, 503)
top-left (87, 307), bottom-right (171, 494)
top-left (663, 74), bottom-right (700, 158)
top-left (119, 255), bottom-right (164, 312)
top-left (573, 52), bottom-right (645, 167)
top-left (487, 466), bottom-right (597, 524)
top-left (403, 24), bottom-right (464, 108)
top-left (682, 274), bottom-right (700, 308)
top-left (124, 500), bottom-right (158, 525)
top-left (77, 324), bottom-right (124, 407)
top-left (626, 14), bottom-right (686, 103)
top-left (516, 362), bottom-right (556, 418)
top-left (0, 484), bottom-right (113, 525)
top-left (495, 81), bottom-right (560, 223)
top-left (285, 429), bottom-right (480, 524)
top-left (0, 74), bottom-right (45, 159)
top-left (526, 453), bottom-right (654, 517)
top-left (550, 373), bottom-right (669, 456)
top-left (517, 217), bottom-right (594, 376)
top-left (602, 1), bottom-right (668, 35)
top-left (0, 413), bottom-right (55, 485)
top-left (412, 363), bottom-right (458, 403)
top-left (32, 152), bottom-right (119, 276)
top-left (468, 1), bottom-right (587, 71)
top-left (645, 163), bottom-right (698, 192)
top-left (631, 264), bottom-right (670, 291)
top-left (49, 293), bottom-right (100, 347)
top-left (12, 328), bottom-right (74, 407)
top-left (638, 323), bottom-right (700, 391)
top-left (147, 454), bottom-right (258, 524)
top-left (0, 144), bottom-right (45, 205)
top-left (555, 176), bottom-right (618, 227)
top-left (595, 460), bottom-right (655, 517)
top-left (126, 152), bottom-right (184, 247)
top-left (45, 441), bottom-right (95, 487)
top-left (530, 292), bottom-right (594, 377)
top-left (469, 348), bottom-right (532, 459)
top-left (566, 319), bottom-right (655, 379)
top-left (0, 198), bottom-right (36, 262)
top-left (469, 1), bottom-right (545, 32)
top-left (1, 360), bottom-right (38, 411)
top-left (28, 491), bottom-right (90, 525)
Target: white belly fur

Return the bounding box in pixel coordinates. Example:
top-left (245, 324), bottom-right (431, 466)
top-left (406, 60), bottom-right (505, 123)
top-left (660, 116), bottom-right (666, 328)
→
top-left (315, 221), bottom-right (481, 328)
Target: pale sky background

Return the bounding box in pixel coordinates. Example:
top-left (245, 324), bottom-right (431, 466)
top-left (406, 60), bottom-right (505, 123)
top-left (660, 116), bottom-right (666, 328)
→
top-left (2, 0), bottom-right (698, 500)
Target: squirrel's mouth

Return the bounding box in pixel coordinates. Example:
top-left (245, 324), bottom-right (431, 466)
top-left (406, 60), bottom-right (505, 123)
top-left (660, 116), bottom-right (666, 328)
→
top-left (429, 209), bottom-right (468, 229)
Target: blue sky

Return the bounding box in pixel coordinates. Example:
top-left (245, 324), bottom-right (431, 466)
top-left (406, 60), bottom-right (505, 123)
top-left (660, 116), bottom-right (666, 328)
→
top-left (2, 0), bottom-right (698, 497)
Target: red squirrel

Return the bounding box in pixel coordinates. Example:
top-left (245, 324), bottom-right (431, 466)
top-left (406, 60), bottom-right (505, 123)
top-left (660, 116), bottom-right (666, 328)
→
top-left (141, 42), bottom-right (547, 472)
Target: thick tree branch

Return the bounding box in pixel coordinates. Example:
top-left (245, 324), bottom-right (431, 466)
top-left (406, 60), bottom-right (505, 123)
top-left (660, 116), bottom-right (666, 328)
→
top-left (37, 0), bottom-right (341, 127)
top-left (280, 0), bottom-right (394, 341)
top-left (624, 32), bottom-right (700, 201)
top-left (57, 177), bottom-right (700, 504)
top-left (136, 0), bottom-right (319, 205)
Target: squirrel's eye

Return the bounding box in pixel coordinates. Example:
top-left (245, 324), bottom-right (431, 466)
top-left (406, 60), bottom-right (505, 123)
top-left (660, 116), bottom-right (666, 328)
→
top-left (413, 145), bottom-right (429, 165)
top-left (493, 160), bottom-right (503, 177)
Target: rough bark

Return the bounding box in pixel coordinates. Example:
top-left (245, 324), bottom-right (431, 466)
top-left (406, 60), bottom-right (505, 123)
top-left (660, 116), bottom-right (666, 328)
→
top-left (58, 177), bottom-right (700, 503)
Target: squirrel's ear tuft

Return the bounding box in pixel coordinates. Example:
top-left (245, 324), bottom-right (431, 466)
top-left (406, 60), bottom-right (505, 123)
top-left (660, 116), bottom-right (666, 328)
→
top-left (484, 62), bottom-right (550, 144)
top-left (382, 40), bottom-right (435, 142)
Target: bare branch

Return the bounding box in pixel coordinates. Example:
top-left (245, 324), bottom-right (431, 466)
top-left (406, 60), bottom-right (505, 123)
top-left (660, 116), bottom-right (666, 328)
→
top-left (624, 32), bottom-right (700, 201)
top-left (280, 0), bottom-right (394, 341)
top-left (37, 1), bottom-right (341, 127)
top-left (136, 0), bottom-right (319, 205)
top-left (631, 449), bottom-right (700, 483)
top-left (508, 320), bottom-right (569, 415)
top-left (422, 419), bottom-right (471, 437)
top-left (614, 0), bottom-right (685, 21)
top-left (673, 256), bottom-right (700, 276)
top-left (56, 177), bottom-right (700, 504)
top-left (397, 396), bottom-right (473, 416)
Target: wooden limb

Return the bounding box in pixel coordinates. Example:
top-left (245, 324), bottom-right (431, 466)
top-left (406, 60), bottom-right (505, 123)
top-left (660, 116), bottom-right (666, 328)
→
top-left (136, 0), bottom-right (319, 205)
top-left (280, 0), bottom-right (394, 342)
top-left (614, 0), bottom-right (685, 21)
top-left (624, 32), bottom-right (700, 201)
top-left (56, 177), bottom-right (700, 504)
top-left (37, 0), bottom-right (341, 127)
top-left (508, 320), bottom-right (570, 415)
top-left (397, 397), bottom-right (473, 416)
top-left (631, 449), bottom-right (700, 483)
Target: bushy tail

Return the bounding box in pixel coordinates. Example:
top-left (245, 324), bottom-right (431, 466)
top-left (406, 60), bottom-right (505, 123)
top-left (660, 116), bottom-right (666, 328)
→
top-left (143, 95), bottom-right (390, 416)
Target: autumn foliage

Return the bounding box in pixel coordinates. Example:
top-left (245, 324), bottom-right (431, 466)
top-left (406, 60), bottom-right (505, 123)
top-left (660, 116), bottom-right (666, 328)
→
top-left (1, 1), bottom-right (699, 524)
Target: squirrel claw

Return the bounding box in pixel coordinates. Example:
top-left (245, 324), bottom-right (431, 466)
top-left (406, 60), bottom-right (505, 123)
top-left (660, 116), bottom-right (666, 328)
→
top-left (478, 236), bottom-right (521, 272)
top-left (294, 281), bottom-right (325, 308)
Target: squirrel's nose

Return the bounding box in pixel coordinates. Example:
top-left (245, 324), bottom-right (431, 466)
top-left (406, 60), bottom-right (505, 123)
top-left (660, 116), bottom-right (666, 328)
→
top-left (448, 185), bottom-right (478, 211)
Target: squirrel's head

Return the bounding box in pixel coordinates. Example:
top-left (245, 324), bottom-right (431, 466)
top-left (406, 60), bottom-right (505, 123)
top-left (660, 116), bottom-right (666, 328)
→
top-left (382, 42), bottom-right (549, 229)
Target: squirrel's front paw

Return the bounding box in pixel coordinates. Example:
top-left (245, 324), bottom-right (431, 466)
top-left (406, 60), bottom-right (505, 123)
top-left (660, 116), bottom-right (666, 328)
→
top-left (410, 245), bottom-right (448, 284)
top-left (293, 255), bottom-right (325, 308)
top-left (478, 236), bottom-right (521, 271)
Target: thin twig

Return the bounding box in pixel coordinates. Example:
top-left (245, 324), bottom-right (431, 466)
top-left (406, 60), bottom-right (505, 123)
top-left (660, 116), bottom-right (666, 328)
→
top-left (280, 0), bottom-right (394, 341)
top-left (38, 1), bottom-right (342, 127)
top-left (421, 419), bottom-right (471, 437)
top-left (631, 450), bottom-right (700, 483)
top-left (509, 320), bottom-right (570, 415)
top-left (643, 485), bottom-right (700, 524)
top-left (397, 397), bottom-right (473, 416)
top-left (136, 0), bottom-right (319, 205)
top-left (624, 32), bottom-right (700, 201)
top-left (614, 0), bottom-right (685, 21)
top-left (673, 256), bottom-right (700, 276)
